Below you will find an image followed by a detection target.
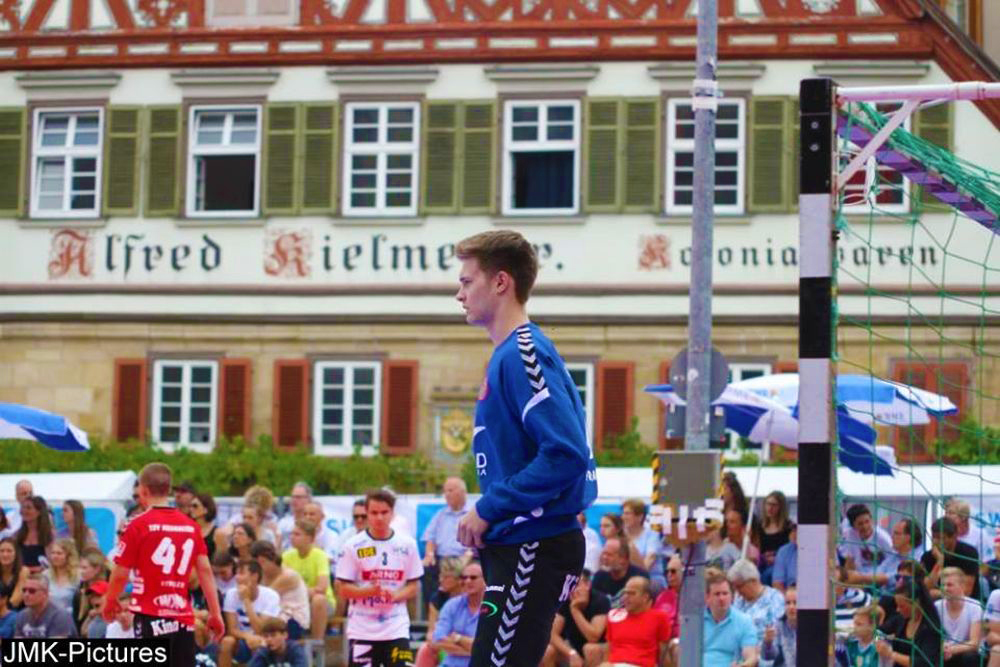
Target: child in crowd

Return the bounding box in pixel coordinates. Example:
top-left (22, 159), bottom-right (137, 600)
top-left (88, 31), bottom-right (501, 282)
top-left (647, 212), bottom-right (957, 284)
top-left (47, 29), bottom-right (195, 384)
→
top-left (248, 617), bottom-right (307, 667)
top-left (837, 604), bottom-right (890, 667)
top-left (105, 592), bottom-right (134, 638)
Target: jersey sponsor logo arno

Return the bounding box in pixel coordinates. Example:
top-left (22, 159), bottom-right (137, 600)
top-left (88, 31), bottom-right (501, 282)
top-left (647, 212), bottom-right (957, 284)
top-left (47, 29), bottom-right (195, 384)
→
top-left (361, 569), bottom-right (404, 582)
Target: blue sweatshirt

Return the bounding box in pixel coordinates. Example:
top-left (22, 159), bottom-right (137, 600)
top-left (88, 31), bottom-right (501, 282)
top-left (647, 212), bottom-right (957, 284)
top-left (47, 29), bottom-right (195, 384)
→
top-left (473, 322), bottom-right (598, 545)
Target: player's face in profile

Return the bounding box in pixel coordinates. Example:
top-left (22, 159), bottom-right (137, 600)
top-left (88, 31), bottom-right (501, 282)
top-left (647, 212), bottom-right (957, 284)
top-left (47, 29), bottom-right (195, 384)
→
top-left (366, 500), bottom-right (393, 535)
top-left (456, 257), bottom-right (498, 327)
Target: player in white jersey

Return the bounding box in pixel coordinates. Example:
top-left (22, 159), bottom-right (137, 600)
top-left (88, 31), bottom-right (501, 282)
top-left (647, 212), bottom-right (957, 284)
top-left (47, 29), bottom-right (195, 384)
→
top-left (335, 489), bottom-right (424, 667)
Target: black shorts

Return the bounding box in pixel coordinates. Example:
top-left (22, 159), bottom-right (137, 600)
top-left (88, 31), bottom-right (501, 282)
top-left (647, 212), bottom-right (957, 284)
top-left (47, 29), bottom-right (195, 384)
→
top-left (133, 612), bottom-right (195, 667)
top-left (349, 637), bottom-right (413, 667)
top-left (470, 529), bottom-right (585, 667)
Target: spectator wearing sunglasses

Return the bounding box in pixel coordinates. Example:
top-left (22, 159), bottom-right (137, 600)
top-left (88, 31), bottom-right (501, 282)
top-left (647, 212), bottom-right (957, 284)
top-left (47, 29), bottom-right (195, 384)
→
top-left (431, 561), bottom-right (485, 667)
top-left (14, 573), bottom-right (77, 638)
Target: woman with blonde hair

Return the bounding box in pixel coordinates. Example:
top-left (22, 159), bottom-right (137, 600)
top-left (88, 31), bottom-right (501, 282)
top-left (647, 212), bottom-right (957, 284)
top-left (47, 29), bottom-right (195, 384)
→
top-left (73, 548), bottom-right (107, 630)
top-left (43, 537), bottom-right (80, 615)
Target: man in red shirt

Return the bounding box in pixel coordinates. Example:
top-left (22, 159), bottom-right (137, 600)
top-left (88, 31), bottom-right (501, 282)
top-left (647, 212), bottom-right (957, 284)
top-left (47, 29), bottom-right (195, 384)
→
top-left (604, 576), bottom-right (672, 667)
top-left (103, 463), bottom-right (224, 667)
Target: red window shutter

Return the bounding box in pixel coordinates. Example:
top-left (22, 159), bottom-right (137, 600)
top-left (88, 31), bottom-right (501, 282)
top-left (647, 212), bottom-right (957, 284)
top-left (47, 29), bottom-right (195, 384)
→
top-left (272, 360), bottom-right (309, 448)
top-left (774, 360), bottom-right (798, 373)
top-left (930, 362), bottom-right (969, 446)
top-left (595, 361), bottom-right (635, 450)
top-left (381, 360), bottom-right (419, 455)
top-left (891, 361), bottom-right (932, 463)
top-left (219, 358), bottom-right (252, 441)
top-left (113, 358), bottom-right (147, 442)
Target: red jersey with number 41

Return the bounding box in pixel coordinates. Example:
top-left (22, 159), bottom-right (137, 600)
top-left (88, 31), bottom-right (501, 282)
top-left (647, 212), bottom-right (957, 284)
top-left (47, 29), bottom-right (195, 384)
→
top-left (112, 506), bottom-right (206, 627)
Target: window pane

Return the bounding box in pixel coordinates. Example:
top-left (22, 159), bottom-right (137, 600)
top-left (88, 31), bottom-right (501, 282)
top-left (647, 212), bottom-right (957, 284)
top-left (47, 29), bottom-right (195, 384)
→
top-left (548, 106), bottom-right (574, 122)
top-left (74, 131), bottom-right (99, 146)
top-left (353, 108), bottom-right (378, 124)
top-left (351, 192), bottom-right (376, 207)
top-left (160, 426), bottom-right (180, 442)
top-left (512, 107), bottom-right (538, 122)
top-left (190, 427), bottom-right (211, 443)
top-left (354, 367), bottom-right (374, 384)
top-left (322, 428), bottom-right (342, 446)
top-left (322, 408), bottom-right (344, 425)
top-left (352, 155), bottom-right (377, 170)
top-left (40, 116), bottom-right (69, 147)
top-left (512, 152), bottom-right (574, 209)
top-left (675, 152), bottom-right (694, 168)
top-left (716, 152), bottom-right (737, 167)
top-left (323, 388), bottom-right (344, 405)
top-left (717, 123), bottom-right (739, 140)
top-left (676, 123), bottom-right (695, 140)
top-left (675, 171), bottom-right (693, 186)
top-left (195, 155), bottom-right (256, 212)
top-left (196, 113), bottom-right (226, 145)
top-left (72, 176), bottom-right (96, 191)
top-left (386, 173), bottom-right (410, 188)
top-left (231, 129), bottom-right (257, 144)
top-left (75, 158), bottom-right (96, 173)
top-left (70, 194), bottom-right (95, 209)
top-left (324, 367), bottom-right (344, 384)
top-left (351, 173), bottom-right (377, 189)
top-left (161, 406), bottom-right (182, 422)
top-left (192, 366), bottom-right (212, 383)
top-left (715, 190), bottom-right (738, 205)
top-left (162, 366), bottom-right (182, 382)
top-left (385, 192), bottom-right (411, 207)
top-left (353, 388), bottom-right (374, 405)
top-left (353, 127), bottom-right (378, 143)
top-left (190, 407), bottom-right (211, 423)
top-left (674, 190), bottom-right (693, 205)
top-left (716, 170), bottom-right (737, 186)
top-left (547, 125), bottom-right (573, 140)
top-left (352, 429), bottom-right (373, 446)
top-left (512, 126), bottom-right (537, 141)
top-left (162, 386), bottom-right (182, 402)
top-left (387, 108), bottom-right (413, 123)
top-left (675, 104), bottom-right (694, 120)
top-left (386, 154), bottom-right (411, 169)
top-left (387, 127), bottom-right (412, 142)
top-left (353, 408), bottom-right (373, 426)
top-left (191, 386), bottom-right (212, 403)
top-left (717, 104), bottom-right (739, 120)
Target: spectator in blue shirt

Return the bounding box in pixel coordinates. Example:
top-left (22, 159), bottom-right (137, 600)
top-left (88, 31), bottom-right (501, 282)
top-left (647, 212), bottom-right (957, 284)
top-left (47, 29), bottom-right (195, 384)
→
top-left (704, 570), bottom-right (758, 667)
top-left (431, 561), bottom-right (484, 667)
top-left (421, 478), bottom-right (472, 605)
top-left (772, 523), bottom-right (797, 592)
top-left (248, 617), bottom-right (307, 667)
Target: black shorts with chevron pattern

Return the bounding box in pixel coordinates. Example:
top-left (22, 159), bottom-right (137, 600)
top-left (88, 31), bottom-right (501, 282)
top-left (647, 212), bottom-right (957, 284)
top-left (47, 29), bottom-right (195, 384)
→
top-left (470, 529), bottom-right (585, 667)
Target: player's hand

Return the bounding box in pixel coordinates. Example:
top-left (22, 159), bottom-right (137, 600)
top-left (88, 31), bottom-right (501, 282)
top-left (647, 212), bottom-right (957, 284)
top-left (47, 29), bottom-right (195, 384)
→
top-left (207, 613), bottom-right (225, 642)
top-left (101, 594), bottom-right (121, 622)
top-left (457, 506), bottom-right (489, 549)
top-left (237, 584), bottom-right (252, 600)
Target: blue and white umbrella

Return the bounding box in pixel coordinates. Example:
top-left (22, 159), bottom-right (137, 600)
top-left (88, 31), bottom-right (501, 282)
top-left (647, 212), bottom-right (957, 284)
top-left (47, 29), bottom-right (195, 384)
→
top-left (0, 402), bottom-right (90, 452)
top-left (732, 373), bottom-right (957, 426)
top-left (644, 384), bottom-right (896, 476)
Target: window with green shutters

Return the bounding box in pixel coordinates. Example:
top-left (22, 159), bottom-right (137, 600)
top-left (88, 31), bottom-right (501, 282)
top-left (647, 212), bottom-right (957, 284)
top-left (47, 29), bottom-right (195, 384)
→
top-left (0, 108), bottom-right (26, 217)
top-left (145, 106), bottom-right (182, 217)
top-left (301, 104), bottom-right (338, 213)
top-left (103, 107), bottom-right (141, 216)
top-left (913, 104), bottom-right (953, 207)
top-left (748, 96), bottom-right (795, 213)
top-left (421, 100), bottom-right (496, 215)
top-left (583, 98), bottom-right (660, 214)
top-left (263, 104), bottom-right (299, 215)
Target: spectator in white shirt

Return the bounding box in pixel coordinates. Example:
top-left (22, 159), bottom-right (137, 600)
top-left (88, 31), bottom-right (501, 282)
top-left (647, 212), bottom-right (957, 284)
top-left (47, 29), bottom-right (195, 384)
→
top-left (219, 560), bottom-right (281, 667)
top-left (276, 482), bottom-right (312, 550)
top-left (934, 567), bottom-right (982, 667)
top-left (946, 499), bottom-right (992, 563)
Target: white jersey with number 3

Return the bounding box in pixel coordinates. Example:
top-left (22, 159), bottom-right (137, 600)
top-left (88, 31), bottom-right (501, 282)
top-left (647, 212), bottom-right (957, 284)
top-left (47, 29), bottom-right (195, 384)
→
top-left (335, 529), bottom-right (424, 640)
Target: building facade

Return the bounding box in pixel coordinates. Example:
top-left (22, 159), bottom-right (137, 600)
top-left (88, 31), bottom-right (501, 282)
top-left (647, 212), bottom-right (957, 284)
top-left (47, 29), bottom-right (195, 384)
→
top-left (0, 0), bottom-right (998, 465)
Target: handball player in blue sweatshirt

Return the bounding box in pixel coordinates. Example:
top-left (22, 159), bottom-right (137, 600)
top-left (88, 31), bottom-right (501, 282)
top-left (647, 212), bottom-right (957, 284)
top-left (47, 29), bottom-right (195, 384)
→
top-left (455, 230), bottom-right (598, 667)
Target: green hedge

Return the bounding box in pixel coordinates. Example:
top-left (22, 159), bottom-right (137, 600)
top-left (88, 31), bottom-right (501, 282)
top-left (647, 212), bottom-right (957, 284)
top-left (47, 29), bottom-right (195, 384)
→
top-left (0, 437), bottom-right (446, 496)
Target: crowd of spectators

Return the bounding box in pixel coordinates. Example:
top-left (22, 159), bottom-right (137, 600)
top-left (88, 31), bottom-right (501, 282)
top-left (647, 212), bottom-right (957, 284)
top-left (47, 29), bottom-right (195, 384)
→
top-left (7, 471), bottom-right (1000, 667)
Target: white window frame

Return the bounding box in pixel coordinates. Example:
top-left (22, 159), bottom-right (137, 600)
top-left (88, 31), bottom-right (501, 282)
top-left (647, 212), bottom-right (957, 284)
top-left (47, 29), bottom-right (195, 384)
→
top-left (841, 103), bottom-right (911, 215)
top-left (312, 361), bottom-right (382, 457)
top-left (151, 359), bottom-right (218, 452)
top-left (342, 102), bottom-right (420, 217)
top-left (186, 104), bottom-right (262, 218)
top-left (566, 362), bottom-right (595, 452)
top-left (206, 0), bottom-right (298, 27)
top-left (665, 98), bottom-right (745, 216)
top-left (502, 99), bottom-right (581, 217)
top-left (30, 107), bottom-right (104, 219)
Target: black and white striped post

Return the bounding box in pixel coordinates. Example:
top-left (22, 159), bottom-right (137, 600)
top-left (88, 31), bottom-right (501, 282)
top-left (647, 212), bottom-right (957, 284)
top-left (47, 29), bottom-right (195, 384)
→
top-left (797, 77), bottom-right (838, 666)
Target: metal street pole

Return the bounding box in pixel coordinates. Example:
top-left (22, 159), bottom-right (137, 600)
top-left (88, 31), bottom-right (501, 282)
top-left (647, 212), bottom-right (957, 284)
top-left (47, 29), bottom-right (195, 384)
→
top-left (679, 0), bottom-right (717, 665)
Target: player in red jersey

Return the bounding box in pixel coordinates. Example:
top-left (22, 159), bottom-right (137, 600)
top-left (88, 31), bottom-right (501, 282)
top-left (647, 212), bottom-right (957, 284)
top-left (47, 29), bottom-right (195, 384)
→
top-left (103, 463), bottom-right (224, 666)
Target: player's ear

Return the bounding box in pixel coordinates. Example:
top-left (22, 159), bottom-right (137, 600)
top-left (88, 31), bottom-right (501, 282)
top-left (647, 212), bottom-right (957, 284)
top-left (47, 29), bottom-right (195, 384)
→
top-left (494, 270), bottom-right (513, 296)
